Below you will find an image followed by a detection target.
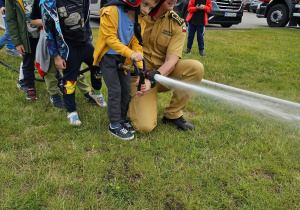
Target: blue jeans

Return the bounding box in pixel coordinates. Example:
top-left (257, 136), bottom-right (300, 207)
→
top-left (22, 37), bottom-right (39, 88)
top-left (186, 24), bottom-right (205, 52)
top-left (63, 42), bottom-right (102, 112)
top-left (0, 16), bottom-right (15, 50)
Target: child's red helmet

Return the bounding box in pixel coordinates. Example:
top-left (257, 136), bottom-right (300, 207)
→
top-left (149, 0), bottom-right (166, 16)
top-left (122, 0), bottom-right (142, 7)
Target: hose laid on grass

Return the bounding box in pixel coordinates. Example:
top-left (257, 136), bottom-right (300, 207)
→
top-left (0, 59), bottom-right (95, 82)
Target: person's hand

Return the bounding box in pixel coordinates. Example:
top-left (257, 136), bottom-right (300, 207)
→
top-left (16, 45), bottom-right (26, 55)
top-left (54, 55), bottom-right (66, 70)
top-left (196, 4), bottom-right (204, 10)
top-left (197, 4), bottom-right (204, 10)
top-left (0, 7), bottom-right (5, 14)
top-left (135, 78), bottom-right (151, 97)
top-left (130, 52), bottom-right (143, 62)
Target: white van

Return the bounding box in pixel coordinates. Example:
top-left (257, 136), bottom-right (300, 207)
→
top-left (90, 0), bottom-right (109, 17)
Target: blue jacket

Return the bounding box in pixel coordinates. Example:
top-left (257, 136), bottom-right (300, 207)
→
top-left (40, 0), bottom-right (93, 60)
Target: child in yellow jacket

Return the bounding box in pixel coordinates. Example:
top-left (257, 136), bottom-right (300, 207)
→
top-left (93, 0), bottom-right (164, 140)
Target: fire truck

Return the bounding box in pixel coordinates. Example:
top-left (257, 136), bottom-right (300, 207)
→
top-left (256, 0), bottom-right (300, 27)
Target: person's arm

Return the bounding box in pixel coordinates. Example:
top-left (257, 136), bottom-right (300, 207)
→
top-left (30, 0), bottom-right (42, 27)
top-left (187, 0), bottom-right (198, 12)
top-left (203, 0), bottom-right (212, 12)
top-left (40, 5), bottom-right (65, 69)
top-left (85, 9), bottom-right (93, 42)
top-left (156, 54), bottom-right (179, 76)
top-left (30, 19), bottom-right (43, 27)
top-left (41, 6), bottom-right (60, 58)
top-left (0, 7), bottom-right (5, 15)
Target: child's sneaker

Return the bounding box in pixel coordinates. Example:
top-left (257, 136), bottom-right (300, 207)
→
top-left (50, 94), bottom-right (64, 108)
top-left (26, 88), bottom-right (37, 100)
top-left (120, 119), bottom-right (135, 133)
top-left (84, 92), bottom-right (96, 103)
top-left (184, 49), bottom-right (191, 55)
top-left (109, 124), bottom-right (134, 140)
top-left (6, 48), bottom-right (20, 56)
top-left (67, 112), bottom-right (81, 125)
top-left (89, 91), bottom-right (107, 107)
top-left (17, 80), bottom-right (27, 92)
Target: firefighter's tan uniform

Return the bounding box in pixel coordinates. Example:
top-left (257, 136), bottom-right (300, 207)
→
top-left (128, 11), bottom-right (204, 133)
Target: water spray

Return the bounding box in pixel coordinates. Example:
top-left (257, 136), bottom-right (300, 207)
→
top-left (118, 63), bottom-right (300, 122)
top-left (154, 74), bottom-right (300, 122)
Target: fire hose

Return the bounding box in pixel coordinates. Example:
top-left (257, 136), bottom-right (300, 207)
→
top-left (0, 59), bottom-right (100, 81)
top-left (118, 59), bottom-right (160, 90)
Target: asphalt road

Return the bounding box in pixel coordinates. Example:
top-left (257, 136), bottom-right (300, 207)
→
top-left (208, 11), bottom-right (269, 29)
top-left (89, 11), bottom-right (270, 29)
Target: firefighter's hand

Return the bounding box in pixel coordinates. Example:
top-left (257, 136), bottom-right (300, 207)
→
top-left (55, 55), bottom-right (66, 70)
top-left (144, 70), bottom-right (161, 82)
top-left (135, 78), bottom-right (151, 97)
top-left (16, 45), bottom-right (26, 55)
top-left (130, 52), bottom-right (143, 62)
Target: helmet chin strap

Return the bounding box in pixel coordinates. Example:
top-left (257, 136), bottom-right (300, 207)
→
top-left (134, 6), bottom-right (143, 46)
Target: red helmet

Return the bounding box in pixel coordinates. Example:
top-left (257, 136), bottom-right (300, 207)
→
top-left (148, 0), bottom-right (165, 16)
top-left (122, 0), bottom-right (142, 7)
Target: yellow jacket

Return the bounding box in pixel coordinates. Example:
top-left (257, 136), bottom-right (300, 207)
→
top-left (93, 5), bottom-right (145, 69)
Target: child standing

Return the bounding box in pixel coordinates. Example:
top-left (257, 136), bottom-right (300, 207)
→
top-left (30, 0), bottom-right (104, 109)
top-left (6, 0), bottom-right (40, 100)
top-left (183, 0), bottom-right (211, 57)
top-left (93, 0), bottom-right (162, 140)
top-left (40, 0), bottom-right (106, 125)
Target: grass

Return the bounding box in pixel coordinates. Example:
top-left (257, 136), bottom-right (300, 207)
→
top-left (0, 28), bottom-right (299, 209)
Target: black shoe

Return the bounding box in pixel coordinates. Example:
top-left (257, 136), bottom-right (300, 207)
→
top-left (200, 51), bottom-right (206, 57)
top-left (50, 94), bottom-right (64, 108)
top-left (109, 124), bottom-right (134, 140)
top-left (84, 92), bottom-right (96, 104)
top-left (120, 119), bottom-right (135, 133)
top-left (17, 80), bottom-right (27, 92)
top-left (162, 116), bottom-right (195, 131)
top-left (184, 49), bottom-right (191, 55)
top-left (26, 88), bottom-right (37, 100)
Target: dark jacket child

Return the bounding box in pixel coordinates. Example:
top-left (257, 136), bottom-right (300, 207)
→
top-left (183, 0), bottom-right (212, 57)
top-left (6, 0), bottom-right (40, 99)
top-left (30, 0), bottom-right (103, 109)
top-left (40, 0), bottom-right (106, 125)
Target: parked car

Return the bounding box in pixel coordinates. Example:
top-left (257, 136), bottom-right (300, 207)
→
top-left (243, 0), bottom-right (253, 12)
top-left (174, 0), bottom-right (244, 28)
top-left (250, 0), bottom-right (260, 13)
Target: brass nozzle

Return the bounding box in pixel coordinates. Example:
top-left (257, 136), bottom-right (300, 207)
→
top-left (118, 63), bottom-right (135, 73)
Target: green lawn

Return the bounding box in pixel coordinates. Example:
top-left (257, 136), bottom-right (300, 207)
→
top-left (0, 28), bottom-right (299, 209)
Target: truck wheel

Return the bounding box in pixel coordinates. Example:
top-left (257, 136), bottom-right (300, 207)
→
top-left (267, 4), bottom-right (289, 27)
top-left (221, 24), bottom-right (233, 28)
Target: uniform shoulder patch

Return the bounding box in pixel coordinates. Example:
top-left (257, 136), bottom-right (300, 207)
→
top-left (169, 11), bottom-right (184, 26)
